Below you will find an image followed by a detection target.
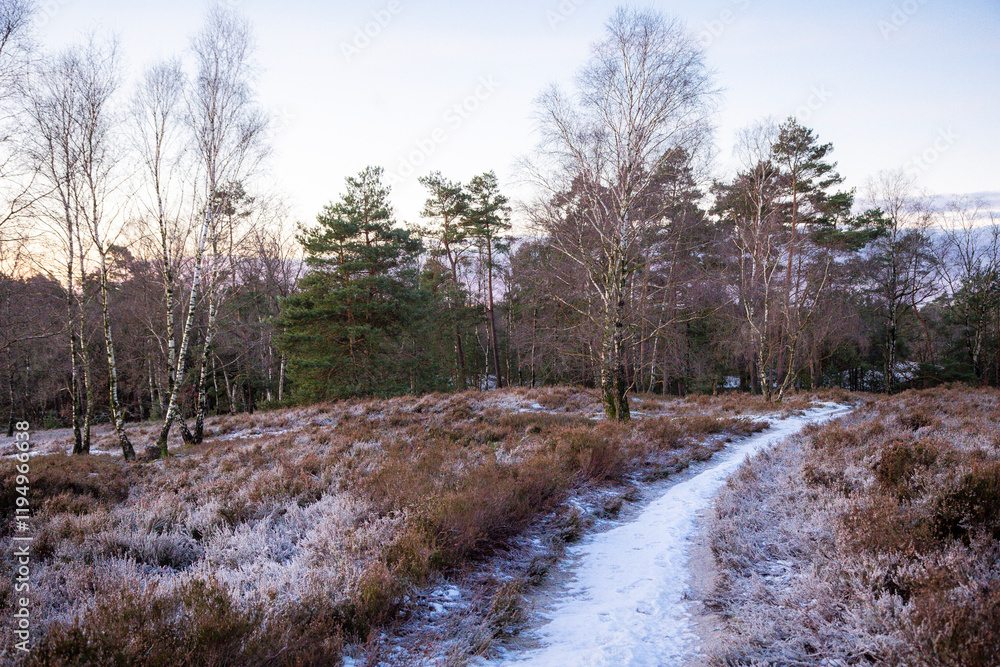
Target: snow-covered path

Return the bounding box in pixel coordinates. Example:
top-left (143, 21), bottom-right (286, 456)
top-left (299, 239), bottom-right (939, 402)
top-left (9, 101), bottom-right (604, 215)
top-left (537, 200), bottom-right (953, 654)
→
top-left (490, 402), bottom-right (852, 667)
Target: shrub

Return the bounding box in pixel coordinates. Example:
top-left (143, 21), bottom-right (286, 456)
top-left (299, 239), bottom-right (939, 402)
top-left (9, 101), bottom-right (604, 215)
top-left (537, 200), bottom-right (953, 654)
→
top-left (0, 454), bottom-right (131, 535)
top-left (712, 387), bottom-right (1000, 666)
top-left (874, 438), bottom-right (941, 500)
top-left (416, 462), bottom-right (566, 569)
top-left (639, 418), bottom-right (682, 449)
top-left (28, 580), bottom-right (267, 667)
top-left (553, 425), bottom-right (630, 482)
top-left (905, 582), bottom-right (1000, 667)
top-left (841, 493), bottom-right (937, 556)
top-left (900, 408), bottom-right (939, 432)
top-left (488, 578), bottom-right (527, 637)
top-left (342, 560), bottom-right (405, 638)
top-left (810, 422), bottom-right (860, 451)
top-left (931, 461), bottom-right (1000, 541)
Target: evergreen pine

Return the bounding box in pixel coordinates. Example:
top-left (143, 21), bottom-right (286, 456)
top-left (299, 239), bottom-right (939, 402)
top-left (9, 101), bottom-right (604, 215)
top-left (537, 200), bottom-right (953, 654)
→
top-left (277, 167), bottom-right (426, 399)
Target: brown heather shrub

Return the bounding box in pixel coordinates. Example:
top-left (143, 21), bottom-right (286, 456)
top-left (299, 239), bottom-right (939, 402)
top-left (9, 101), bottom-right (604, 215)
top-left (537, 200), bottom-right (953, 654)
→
top-left (0, 454), bottom-right (132, 535)
top-left (12, 386), bottom-right (801, 664)
top-left (909, 591), bottom-right (1000, 667)
top-left (534, 387), bottom-right (571, 409)
top-left (639, 417), bottom-right (683, 448)
top-left (492, 411), bottom-right (590, 437)
top-left (637, 398), bottom-right (663, 412)
top-left (900, 408), bottom-right (940, 432)
top-left (551, 423), bottom-right (631, 482)
top-left (675, 413), bottom-right (727, 435)
top-left (874, 437), bottom-right (942, 500)
top-left (341, 560), bottom-right (406, 637)
top-left (710, 386), bottom-right (1000, 666)
top-left (901, 544), bottom-right (1000, 667)
top-left (931, 460), bottom-right (1000, 541)
top-left (487, 577), bottom-right (527, 637)
top-left (28, 579), bottom-right (272, 667)
top-left (809, 420), bottom-right (861, 452)
top-left (842, 493), bottom-right (939, 556)
top-left (414, 461), bottom-right (566, 569)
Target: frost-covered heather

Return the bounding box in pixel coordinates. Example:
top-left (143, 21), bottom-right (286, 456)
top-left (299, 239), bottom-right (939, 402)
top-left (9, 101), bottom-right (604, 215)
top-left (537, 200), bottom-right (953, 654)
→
top-left (708, 386), bottom-right (1000, 666)
top-left (0, 386), bottom-right (820, 665)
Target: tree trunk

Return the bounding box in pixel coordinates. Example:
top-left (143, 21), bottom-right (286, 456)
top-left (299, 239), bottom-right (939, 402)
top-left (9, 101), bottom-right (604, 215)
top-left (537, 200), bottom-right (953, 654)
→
top-left (193, 297), bottom-right (219, 444)
top-left (278, 353), bottom-right (286, 402)
top-left (80, 320), bottom-right (93, 454)
top-left (6, 368), bottom-right (15, 438)
top-left (485, 236), bottom-right (503, 389)
top-left (68, 294), bottom-right (84, 454)
top-left (148, 357), bottom-right (161, 420)
top-left (601, 291), bottom-right (630, 421)
top-left (157, 212), bottom-right (211, 456)
top-left (449, 256), bottom-right (467, 390)
top-left (223, 367), bottom-right (234, 414)
top-left (99, 255), bottom-right (136, 461)
top-left (886, 308), bottom-right (898, 395)
top-left (757, 346), bottom-right (772, 402)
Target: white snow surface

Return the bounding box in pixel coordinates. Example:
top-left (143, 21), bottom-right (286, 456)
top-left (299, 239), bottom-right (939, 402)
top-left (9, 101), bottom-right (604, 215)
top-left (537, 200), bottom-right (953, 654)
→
top-left (486, 402), bottom-right (852, 667)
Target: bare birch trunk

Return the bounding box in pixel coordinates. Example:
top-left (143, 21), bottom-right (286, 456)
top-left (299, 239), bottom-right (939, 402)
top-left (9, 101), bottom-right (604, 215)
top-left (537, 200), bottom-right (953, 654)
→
top-left (66, 229), bottom-right (84, 454)
top-left (98, 252), bottom-right (136, 460)
top-left (78, 307), bottom-right (93, 453)
top-left (278, 352), bottom-right (286, 402)
top-left (193, 296), bottom-right (219, 443)
top-left (601, 272), bottom-right (631, 421)
top-left (156, 212), bottom-right (210, 455)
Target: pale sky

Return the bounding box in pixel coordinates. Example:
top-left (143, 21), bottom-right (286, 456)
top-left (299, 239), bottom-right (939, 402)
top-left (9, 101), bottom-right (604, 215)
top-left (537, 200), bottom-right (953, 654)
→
top-left (34, 0), bottom-right (1000, 229)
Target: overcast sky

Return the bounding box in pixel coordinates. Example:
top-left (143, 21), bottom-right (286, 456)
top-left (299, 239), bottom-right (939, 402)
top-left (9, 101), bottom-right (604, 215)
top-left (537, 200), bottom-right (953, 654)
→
top-left (34, 0), bottom-right (1000, 229)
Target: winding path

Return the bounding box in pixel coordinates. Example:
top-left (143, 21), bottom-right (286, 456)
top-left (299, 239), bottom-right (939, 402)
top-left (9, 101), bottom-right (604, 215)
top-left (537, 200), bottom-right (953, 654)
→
top-left (490, 403), bottom-right (852, 667)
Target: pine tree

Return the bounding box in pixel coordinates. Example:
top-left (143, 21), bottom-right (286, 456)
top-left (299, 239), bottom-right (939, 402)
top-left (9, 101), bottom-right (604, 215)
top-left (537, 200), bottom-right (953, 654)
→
top-left (465, 172), bottom-right (511, 389)
top-left (417, 171), bottom-right (473, 389)
top-left (277, 167), bottom-right (424, 399)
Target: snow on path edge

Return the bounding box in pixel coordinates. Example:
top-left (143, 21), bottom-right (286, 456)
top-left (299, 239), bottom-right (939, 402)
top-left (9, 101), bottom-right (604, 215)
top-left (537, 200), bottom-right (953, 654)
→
top-left (488, 402), bottom-right (852, 667)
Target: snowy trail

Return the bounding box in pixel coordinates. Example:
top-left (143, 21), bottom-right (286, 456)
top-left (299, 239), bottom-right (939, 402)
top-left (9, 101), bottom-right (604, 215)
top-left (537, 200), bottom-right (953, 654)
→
top-left (488, 402), bottom-right (852, 667)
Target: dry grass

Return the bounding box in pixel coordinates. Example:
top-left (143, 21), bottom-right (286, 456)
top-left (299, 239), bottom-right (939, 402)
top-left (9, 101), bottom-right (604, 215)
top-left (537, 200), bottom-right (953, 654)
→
top-left (1, 387), bottom-right (783, 665)
top-left (708, 385), bottom-right (1000, 666)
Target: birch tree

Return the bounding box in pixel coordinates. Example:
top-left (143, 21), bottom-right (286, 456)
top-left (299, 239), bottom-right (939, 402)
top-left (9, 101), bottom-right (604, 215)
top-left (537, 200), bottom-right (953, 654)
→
top-left (528, 8), bottom-right (715, 420)
top-left (155, 4), bottom-right (267, 454)
top-left (26, 46), bottom-right (92, 453)
top-left (0, 0), bottom-right (38, 232)
top-left (864, 169), bottom-right (936, 393)
top-left (131, 59), bottom-right (191, 422)
top-left (192, 180), bottom-right (253, 442)
top-left (72, 37), bottom-right (136, 459)
top-left (714, 121), bottom-right (785, 400)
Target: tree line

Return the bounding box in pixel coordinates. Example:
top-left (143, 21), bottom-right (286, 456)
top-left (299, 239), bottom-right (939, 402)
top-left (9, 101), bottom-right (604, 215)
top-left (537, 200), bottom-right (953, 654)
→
top-left (2, 4), bottom-right (998, 451)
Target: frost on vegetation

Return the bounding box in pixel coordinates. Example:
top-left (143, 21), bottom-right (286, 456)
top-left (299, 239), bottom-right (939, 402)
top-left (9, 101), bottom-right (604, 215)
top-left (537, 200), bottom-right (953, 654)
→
top-left (708, 387), bottom-right (1000, 666)
top-left (2, 387), bottom-right (858, 664)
